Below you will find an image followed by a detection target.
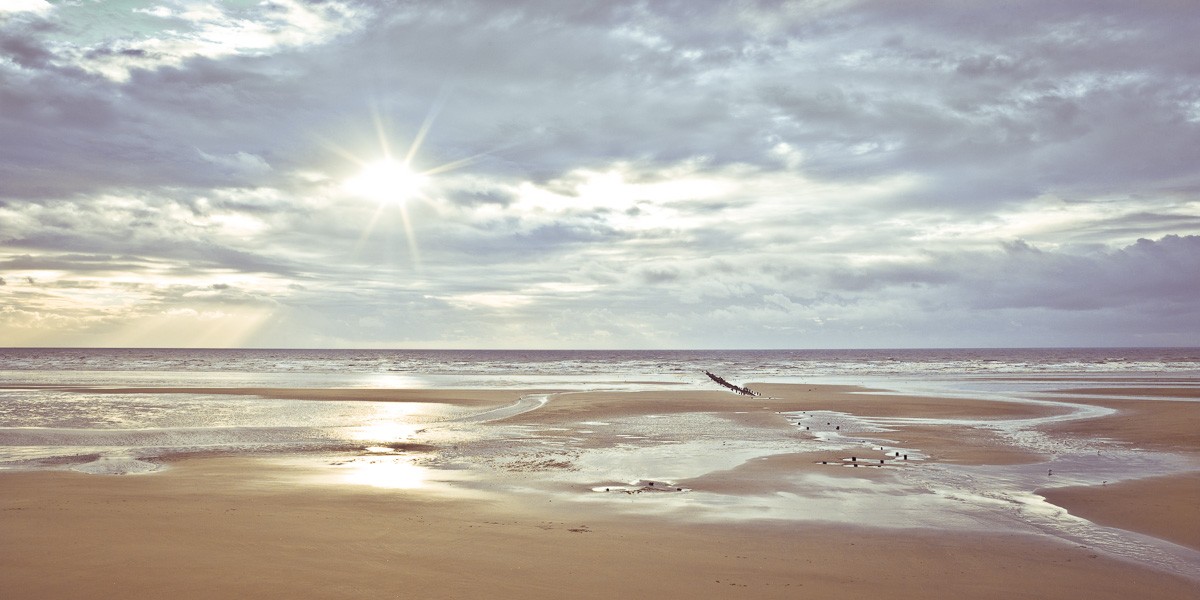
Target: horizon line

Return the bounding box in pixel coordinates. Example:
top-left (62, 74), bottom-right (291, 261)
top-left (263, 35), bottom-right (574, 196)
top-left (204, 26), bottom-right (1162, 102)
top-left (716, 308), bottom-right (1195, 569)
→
top-left (2, 346), bottom-right (1198, 352)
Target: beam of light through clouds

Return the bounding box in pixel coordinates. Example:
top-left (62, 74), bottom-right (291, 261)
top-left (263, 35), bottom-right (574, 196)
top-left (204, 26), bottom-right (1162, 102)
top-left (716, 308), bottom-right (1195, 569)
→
top-left (1, 1), bottom-right (1198, 348)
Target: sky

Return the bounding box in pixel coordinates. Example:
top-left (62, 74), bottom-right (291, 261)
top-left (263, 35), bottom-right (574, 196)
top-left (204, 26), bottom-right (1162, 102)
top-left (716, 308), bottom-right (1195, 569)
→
top-left (1, 0), bottom-right (1198, 349)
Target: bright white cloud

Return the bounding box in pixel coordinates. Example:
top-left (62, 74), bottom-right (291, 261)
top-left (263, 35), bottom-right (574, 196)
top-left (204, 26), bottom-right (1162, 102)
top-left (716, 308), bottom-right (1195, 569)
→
top-left (50, 0), bottom-right (367, 81)
top-left (0, 0), bottom-right (51, 15)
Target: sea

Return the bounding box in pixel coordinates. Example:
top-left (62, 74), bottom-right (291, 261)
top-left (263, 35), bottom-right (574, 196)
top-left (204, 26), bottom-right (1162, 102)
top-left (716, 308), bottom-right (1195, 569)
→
top-left (1, 347), bottom-right (1198, 475)
top-left (3, 347), bottom-right (1199, 387)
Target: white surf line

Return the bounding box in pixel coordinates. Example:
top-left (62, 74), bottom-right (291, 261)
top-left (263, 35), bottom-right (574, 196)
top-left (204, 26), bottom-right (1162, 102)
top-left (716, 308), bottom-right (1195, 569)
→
top-left (910, 464), bottom-right (1200, 582)
top-left (448, 393), bottom-right (553, 423)
top-left (1018, 493), bottom-right (1200, 582)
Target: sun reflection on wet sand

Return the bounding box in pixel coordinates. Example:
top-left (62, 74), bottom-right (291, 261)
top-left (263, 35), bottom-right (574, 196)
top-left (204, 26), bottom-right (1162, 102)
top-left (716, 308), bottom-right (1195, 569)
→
top-left (360, 373), bottom-right (435, 389)
top-left (349, 402), bottom-right (423, 443)
top-left (340, 455), bottom-right (428, 489)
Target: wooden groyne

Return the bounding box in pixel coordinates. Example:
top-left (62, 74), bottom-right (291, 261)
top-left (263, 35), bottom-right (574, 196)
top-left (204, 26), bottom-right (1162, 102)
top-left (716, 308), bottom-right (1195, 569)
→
top-left (704, 370), bottom-right (759, 396)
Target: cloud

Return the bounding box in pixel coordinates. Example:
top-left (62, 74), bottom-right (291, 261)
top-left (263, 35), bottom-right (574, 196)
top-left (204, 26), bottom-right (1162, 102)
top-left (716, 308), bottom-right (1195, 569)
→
top-left (0, 1), bottom-right (1198, 347)
top-left (7, 0), bottom-right (1196, 203)
top-left (960, 236), bottom-right (1200, 311)
top-left (0, 253), bottom-right (156, 275)
top-left (65, 0), bottom-right (367, 81)
top-left (0, 1), bottom-right (50, 15)
top-left (197, 150), bottom-right (272, 177)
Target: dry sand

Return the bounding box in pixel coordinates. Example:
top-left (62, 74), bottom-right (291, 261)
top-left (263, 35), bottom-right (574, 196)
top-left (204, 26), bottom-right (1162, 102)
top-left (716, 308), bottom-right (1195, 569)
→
top-left (3, 382), bottom-right (1199, 598)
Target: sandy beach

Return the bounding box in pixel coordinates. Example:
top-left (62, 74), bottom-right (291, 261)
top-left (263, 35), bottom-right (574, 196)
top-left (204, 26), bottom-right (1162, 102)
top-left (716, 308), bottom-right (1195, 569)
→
top-left (3, 381), bottom-right (1198, 598)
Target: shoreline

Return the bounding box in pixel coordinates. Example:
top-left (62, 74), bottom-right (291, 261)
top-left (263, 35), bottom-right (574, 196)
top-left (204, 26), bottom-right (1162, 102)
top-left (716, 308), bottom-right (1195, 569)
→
top-left (1040, 472), bottom-right (1200, 551)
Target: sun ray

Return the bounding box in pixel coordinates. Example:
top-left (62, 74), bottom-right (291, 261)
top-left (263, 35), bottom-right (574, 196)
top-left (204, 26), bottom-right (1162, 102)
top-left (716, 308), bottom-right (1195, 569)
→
top-left (311, 134), bottom-right (365, 165)
top-left (405, 86), bottom-right (451, 165)
top-left (398, 203), bottom-right (421, 270)
top-left (419, 138), bottom-right (527, 177)
top-left (370, 100), bottom-right (394, 162)
top-left (353, 201), bottom-right (388, 254)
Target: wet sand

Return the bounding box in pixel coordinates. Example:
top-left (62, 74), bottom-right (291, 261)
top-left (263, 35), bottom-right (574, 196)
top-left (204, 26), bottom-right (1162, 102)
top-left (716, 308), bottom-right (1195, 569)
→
top-left (2, 459), bottom-right (1198, 600)
top-left (1041, 472), bottom-right (1200, 551)
top-left (1056, 387), bottom-right (1200, 399)
top-left (0, 384), bottom-right (533, 406)
top-left (747, 383), bottom-right (1060, 465)
top-left (750, 383), bottom-right (1074, 420)
top-left (3, 382), bottom-right (1199, 597)
top-left (1040, 396), bottom-right (1200, 454)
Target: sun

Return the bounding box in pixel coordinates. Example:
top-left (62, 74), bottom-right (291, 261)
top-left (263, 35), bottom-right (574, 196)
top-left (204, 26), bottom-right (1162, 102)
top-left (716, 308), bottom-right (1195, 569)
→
top-left (344, 159), bottom-right (428, 203)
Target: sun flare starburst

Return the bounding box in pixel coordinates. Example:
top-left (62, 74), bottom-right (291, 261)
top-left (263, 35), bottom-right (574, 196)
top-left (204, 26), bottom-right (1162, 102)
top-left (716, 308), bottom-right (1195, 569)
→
top-left (344, 159), bottom-right (428, 204)
top-left (323, 92), bottom-right (520, 268)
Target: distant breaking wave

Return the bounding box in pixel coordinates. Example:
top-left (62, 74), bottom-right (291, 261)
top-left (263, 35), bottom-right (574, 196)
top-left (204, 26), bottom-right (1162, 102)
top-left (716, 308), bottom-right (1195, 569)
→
top-left (2, 348), bottom-right (1198, 380)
